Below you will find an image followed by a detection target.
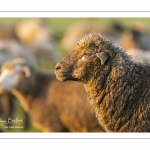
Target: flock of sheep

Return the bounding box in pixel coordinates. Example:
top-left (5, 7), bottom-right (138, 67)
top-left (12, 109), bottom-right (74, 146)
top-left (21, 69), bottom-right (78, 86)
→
top-left (0, 19), bottom-right (150, 132)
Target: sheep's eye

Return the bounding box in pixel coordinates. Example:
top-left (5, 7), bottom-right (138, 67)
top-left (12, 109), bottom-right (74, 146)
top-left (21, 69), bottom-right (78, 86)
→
top-left (84, 53), bottom-right (92, 56)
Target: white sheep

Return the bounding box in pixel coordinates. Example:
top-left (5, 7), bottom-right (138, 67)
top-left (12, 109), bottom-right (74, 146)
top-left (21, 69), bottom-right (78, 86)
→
top-left (0, 38), bottom-right (36, 130)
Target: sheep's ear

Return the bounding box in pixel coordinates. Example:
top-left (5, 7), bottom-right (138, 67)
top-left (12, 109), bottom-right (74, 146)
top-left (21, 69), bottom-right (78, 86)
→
top-left (22, 66), bottom-right (31, 78)
top-left (96, 52), bottom-right (108, 65)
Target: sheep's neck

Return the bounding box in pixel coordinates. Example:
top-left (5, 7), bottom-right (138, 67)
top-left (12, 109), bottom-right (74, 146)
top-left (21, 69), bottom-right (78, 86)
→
top-left (84, 62), bottom-right (144, 132)
top-left (17, 71), bottom-right (52, 97)
top-left (11, 72), bottom-right (54, 113)
top-left (11, 90), bottom-right (33, 113)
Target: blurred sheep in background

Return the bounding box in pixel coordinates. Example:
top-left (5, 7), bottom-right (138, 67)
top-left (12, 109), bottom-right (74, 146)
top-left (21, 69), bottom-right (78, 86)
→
top-left (0, 19), bottom-right (62, 131)
top-left (120, 21), bottom-right (150, 63)
top-left (60, 21), bottom-right (124, 53)
top-left (0, 39), bottom-right (36, 65)
top-left (0, 26), bottom-right (36, 131)
top-left (14, 19), bottom-right (62, 70)
top-left (60, 21), bottom-right (104, 52)
top-left (120, 21), bottom-right (150, 51)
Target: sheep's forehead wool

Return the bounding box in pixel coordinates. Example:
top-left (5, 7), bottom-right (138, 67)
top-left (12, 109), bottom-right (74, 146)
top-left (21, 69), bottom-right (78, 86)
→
top-left (75, 33), bottom-right (104, 51)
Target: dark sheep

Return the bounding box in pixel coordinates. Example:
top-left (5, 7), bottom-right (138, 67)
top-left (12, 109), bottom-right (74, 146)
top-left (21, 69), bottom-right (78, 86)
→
top-left (0, 58), bottom-right (104, 132)
top-left (55, 32), bottom-right (150, 132)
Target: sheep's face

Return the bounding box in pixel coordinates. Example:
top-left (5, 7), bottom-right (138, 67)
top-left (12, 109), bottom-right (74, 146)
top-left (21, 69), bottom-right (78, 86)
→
top-left (55, 33), bottom-right (109, 84)
top-left (0, 62), bottom-right (31, 93)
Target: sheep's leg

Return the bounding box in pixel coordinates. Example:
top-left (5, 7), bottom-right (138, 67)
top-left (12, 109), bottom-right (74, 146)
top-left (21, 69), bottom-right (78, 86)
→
top-left (0, 93), bottom-right (14, 120)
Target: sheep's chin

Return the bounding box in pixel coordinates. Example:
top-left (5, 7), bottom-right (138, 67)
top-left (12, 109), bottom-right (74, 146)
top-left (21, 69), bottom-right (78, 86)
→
top-left (55, 73), bottom-right (70, 82)
top-left (56, 76), bottom-right (68, 82)
top-left (55, 71), bottom-right (71, 81)
top-left (56, 73), bottom-right (81, 82)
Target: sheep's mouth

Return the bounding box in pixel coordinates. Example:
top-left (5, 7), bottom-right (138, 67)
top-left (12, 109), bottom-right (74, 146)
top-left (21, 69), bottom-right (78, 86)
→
top-left (54, 71), bottom-right (72, 82)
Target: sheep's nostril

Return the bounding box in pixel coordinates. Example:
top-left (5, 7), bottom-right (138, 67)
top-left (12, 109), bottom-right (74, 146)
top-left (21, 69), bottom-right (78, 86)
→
top-left (55, 64), bottom-right (61, 70)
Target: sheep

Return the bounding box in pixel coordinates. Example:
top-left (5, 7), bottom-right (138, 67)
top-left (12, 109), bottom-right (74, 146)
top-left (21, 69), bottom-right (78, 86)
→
top-left (0, 58), bottom-right (105, 132)
top-left (0, 39), bottom-right (36, 65)
top-left (125, 48), bottom-right (150, 63)
top-left (0, 38), bottom-right (36, 130)
top-left (55, 32), bottom-right (150, 132)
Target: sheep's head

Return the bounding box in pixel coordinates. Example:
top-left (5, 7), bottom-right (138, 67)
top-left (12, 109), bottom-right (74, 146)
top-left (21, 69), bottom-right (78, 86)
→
top-left (55, 33), bottom-right (111, 84)
top-left (0, 58), bottom-right (31, 93)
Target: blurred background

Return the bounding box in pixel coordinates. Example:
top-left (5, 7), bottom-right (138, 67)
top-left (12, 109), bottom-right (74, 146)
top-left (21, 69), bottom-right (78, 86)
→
top-left (0, 18), bottom-right (150, 132)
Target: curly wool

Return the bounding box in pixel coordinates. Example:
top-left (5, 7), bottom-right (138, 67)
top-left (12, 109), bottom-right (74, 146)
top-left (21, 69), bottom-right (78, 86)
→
top-left (56, 32), bottom-right (150, 132)
top-left (79, 33), bottom-right (150, 132)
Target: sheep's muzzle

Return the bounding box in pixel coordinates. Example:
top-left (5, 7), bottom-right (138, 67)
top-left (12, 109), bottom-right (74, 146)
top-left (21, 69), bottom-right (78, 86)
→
top-left (55, 62), bottom-right (73, 82)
